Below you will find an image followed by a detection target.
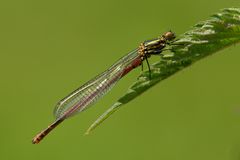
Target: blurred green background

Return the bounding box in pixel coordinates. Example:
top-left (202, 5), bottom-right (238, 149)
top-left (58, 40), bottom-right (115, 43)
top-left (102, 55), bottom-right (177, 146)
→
top-left (1, 0), bottom-right (240, 160)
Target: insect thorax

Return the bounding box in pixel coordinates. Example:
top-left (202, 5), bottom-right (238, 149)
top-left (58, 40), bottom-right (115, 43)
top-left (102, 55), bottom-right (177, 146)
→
top-left (138, 31), bottom-right (175, 60)
top-left (138, 37), bottom-right (167, 60)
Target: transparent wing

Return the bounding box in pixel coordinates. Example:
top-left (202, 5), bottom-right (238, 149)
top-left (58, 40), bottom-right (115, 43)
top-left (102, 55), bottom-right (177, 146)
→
top-left (54, 49), bottom-right (141, 119)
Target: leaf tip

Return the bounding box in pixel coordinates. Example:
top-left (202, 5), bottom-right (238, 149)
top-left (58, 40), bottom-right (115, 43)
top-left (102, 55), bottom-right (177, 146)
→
top-left (85, 124), bottom-right (95, 135)
top-left (84, 131), bottom-right (90, 135)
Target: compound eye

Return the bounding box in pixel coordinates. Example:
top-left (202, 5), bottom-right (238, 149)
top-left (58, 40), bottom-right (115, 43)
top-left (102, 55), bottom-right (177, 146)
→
top-left (165, 31), bottom-right (175, 41)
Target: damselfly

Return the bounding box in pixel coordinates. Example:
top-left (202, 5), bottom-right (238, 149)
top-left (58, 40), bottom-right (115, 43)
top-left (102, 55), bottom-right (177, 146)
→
top-left (32, 31), bottom-right (176, 144)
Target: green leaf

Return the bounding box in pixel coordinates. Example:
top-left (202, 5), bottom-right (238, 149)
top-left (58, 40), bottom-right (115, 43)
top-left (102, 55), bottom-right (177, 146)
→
top-left (85, 8), bottom-right (240, 135)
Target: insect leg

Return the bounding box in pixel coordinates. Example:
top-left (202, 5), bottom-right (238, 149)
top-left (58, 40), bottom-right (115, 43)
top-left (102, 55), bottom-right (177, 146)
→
top-left (144, 55), bottom-right (151, 79)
